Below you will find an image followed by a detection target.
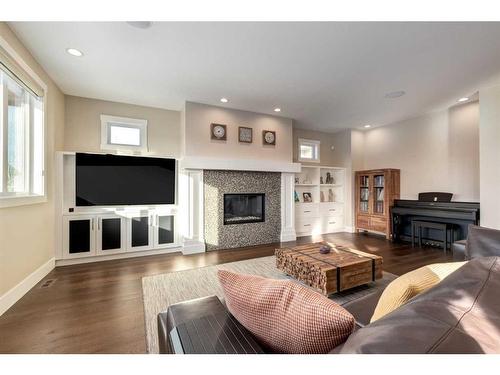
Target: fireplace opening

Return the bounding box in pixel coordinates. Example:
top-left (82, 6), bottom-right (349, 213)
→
top-left (224, 193), bottom-right (265, 225)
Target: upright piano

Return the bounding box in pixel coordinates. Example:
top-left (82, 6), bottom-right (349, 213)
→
top-left (391, 199), bottom-right (480, 244)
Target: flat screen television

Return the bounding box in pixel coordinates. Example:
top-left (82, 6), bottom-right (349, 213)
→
top-left (75, 153), bottom-right (176, 206)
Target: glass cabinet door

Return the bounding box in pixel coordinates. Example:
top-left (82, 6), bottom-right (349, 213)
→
top-left (156, 215), bottom-right (175, 246)
top-left (373, 174), bottom-right (385, 214)
top-left (64, 215), bottom-right (96, 258)
top-left (359, 175), bottom-right (370, 213)
top-left (131, 216), bottom-right (150, 248)
top-left (68, 219), bottom-right (92, 254)
top-left (97, 216), bottom-right (124, 253)
top-left (128, 214), bottom-right (153, 251)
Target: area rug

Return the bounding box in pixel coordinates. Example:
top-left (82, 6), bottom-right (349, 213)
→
top-left (141, 256), bottom-right (397, 353)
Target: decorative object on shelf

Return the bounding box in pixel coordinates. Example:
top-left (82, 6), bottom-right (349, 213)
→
top-left (211, 123), bottom-right (227, 140)
top-left (319, 244), bottom-right (332, 254)
top-left (238, 126), bottom-right (253, 143)
top-left (320, 176), bottom-right (324, 184)
top-left (328, 189), bottom-right (334, 202)
top-left (294, 191), bottom-right (300, 203)
top-left (295, 177), bottom-right (300, 184)
top-left (303, 173), bottom-right (312, 184)
top-left (303, 192), bottom-right (313, 203)
top-left (325, 172), bottom-right (334, 184)
top-left (263, 130), bottom-right (276, 145)
top-left (320, 191), bottom-right (325, 202)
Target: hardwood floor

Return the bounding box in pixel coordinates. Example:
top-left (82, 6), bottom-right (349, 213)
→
top-left (0, 232), bottom-right (452, 353)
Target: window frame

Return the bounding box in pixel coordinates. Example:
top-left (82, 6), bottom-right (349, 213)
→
top-left (298, 138), bottom-right (321, 163)
top-left (0, 37), bottom-right (47, 209)
top-left (100, 114), bottom-right (148, 153)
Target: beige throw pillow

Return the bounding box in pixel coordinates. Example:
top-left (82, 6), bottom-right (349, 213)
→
top-left (371, 261), bottom-right (467, 323)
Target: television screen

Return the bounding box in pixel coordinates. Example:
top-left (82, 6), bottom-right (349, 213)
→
top-left (75, 153), bottom-right (176, 206)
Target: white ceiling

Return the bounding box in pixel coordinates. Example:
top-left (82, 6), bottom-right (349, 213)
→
top-left (9, 22), bottom-right (500, 132)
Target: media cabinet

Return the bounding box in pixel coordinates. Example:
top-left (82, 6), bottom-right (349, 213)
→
top-left (55, 152), bottom-right (181, 265)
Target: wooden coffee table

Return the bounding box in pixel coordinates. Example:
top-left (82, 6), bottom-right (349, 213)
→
top-left (275, 242), bottom-right (383, 296)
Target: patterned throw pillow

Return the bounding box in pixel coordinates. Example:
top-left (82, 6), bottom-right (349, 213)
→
top-left (217, 270), bottom-right (355, 354)
top-left (370, 261), bottom-right (467, 322)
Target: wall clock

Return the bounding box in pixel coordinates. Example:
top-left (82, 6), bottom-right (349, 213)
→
top-left (263, 130), bottom-right (276, 145)
top-left (239, 126), bottom-right (253, 143)
top-left (211, 123), bottom-right (227, 140)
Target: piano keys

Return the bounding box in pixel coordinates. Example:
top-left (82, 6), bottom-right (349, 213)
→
top-left (391, 199), bottom-right (480, 244)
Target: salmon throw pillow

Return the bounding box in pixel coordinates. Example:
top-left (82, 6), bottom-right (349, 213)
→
top-left (217, 270), bottom-right (355, 354)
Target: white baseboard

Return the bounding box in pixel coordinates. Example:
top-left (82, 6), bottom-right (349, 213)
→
top-left (55, 246), bottom-right (182, 266)
top-left (182, 240), bottom-right (206, 255)
top-left (0, 257), bottom-right (55, 316)
top-left (280, 230), bottom-right (297, 243)
top-left (344, 226), bottom-right (355, 233)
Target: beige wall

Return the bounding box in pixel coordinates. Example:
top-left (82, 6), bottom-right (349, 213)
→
top-left (184, 102), bottom-right (293, 161)
top-left (479, 86), bottom-right (500, 228)
top-left (0, 23), bottom-right (65, 297)
top-left (64, 95), bottom-right (181, 158)
top-left (292, 128), bottom-right (350, 166)
top-left (361, 102), bottom-right (479, 201)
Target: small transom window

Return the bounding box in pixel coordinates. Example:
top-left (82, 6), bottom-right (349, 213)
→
top-left (298, 138), bottom-right (320, 162)
top-left (100, 115), bottom-right (147, 152)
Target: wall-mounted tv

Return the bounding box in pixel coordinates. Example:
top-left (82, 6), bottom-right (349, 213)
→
top-left (75, 153), bottom-right (176, 206)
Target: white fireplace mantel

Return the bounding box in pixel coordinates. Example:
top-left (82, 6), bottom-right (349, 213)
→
top-left (180, 156), bottom-right (301, 173)
top-left (179, 158), bottom-right (298, 255)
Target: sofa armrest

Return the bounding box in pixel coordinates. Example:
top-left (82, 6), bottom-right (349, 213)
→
top-left (158, 295), bottom-right (264, 354)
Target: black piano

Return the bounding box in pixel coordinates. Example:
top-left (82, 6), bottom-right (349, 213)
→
top-left (391, 198), bottom-right (480, 245)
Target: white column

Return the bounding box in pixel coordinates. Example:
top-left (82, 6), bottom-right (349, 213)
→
top-left (280, 172), bottom-right (296, 242)
top-left (179, 168), bottom-right (206, 254)
top-left (480, 86), bottom-right (500, 229)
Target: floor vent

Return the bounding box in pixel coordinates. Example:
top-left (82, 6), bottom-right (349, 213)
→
top-left (40, 278), bottom-right (56, 289)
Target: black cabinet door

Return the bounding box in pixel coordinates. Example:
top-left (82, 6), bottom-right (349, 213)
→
top-left (157, 215), bottom-right (174, 245)
top-left (131, 216), bottom-right (150, 248)
top-left (101, 217), bottom-right (122, 251)
top-left (68, 219), bottom-right (92, 254)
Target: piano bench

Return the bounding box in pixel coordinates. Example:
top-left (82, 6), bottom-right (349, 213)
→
top-left (411, 220), bottom-right (456, 252)
top-left (452, 239), bottom-right (467, 261)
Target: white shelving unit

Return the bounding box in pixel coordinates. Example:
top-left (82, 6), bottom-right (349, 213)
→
top-left (294, 165), bottom-right (346, 237)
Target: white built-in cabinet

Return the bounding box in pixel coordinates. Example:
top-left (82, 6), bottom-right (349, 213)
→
top-left (56, 151), bottom-right (180, 264)
top-left (62, 209), bottom-right (177, 260)
top-left (294, 165), bottom-right (346, 237)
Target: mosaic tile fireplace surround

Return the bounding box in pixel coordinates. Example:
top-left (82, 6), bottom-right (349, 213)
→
top-left (204, 170), bottom-right (281, 251)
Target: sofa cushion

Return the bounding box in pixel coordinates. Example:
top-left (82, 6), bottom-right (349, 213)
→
top-left (370, 261), bottom-right (466, 322)
top-left (217, 270), bottom-right (355, 354)
top-left (340, 257), bottom-right (500, 353)
top-left (465, 225), bottom-right (500, 259)
top-left (452, 239), bottom-right (467, 261)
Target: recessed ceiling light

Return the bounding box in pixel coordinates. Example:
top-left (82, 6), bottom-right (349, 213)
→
top-left (274, 108), bottom-right (281, 112)
top-left (385, 90), bottom-right (406, 99)
top-left (458, 97), bottom-right (469, 102)
top-left (364, 124), bottom-right (371, 128)
top-left (126, 21), bottom-right (153, 29)
top-left (220, 98), bottom-right (229, 103)
top-left (66, 48), bottom-right (83, 57)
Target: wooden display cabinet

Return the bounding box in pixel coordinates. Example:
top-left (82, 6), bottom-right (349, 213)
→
top-left (355, 169), bottom-right (400, 239)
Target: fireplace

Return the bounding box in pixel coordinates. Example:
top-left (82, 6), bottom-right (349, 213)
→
top-left (224, 193), bottom-right (265, 225)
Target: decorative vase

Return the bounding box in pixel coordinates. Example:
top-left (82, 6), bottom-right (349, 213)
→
top-left (319, 244), bottom-right (331, 254)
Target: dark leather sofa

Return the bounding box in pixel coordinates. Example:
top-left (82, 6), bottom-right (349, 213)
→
top-left (158, 225), bottom-right (500, 354)
top-left (337, 256), bottom-right (500, 353)
top-left (453, 225), bottom-right (500, 261)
